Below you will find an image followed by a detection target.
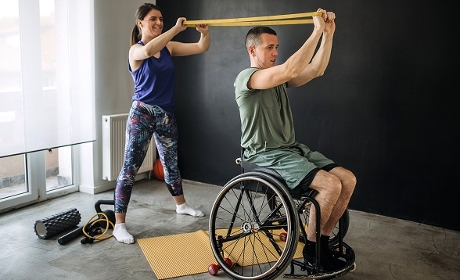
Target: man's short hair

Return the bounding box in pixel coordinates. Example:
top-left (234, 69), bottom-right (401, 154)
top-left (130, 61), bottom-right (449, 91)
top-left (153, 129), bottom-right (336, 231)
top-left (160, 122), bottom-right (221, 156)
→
top-left (245, 26), bottom-right (277, 50)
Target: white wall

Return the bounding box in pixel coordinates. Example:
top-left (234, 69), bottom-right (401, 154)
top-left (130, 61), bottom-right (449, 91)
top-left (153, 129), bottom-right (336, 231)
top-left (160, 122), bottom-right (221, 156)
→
top-left (79, 0), bottom-right (151, 194)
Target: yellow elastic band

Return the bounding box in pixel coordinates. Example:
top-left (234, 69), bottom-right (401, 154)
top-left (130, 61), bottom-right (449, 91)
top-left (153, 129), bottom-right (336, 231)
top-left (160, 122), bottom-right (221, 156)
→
top-left (187, 19), bottom-right (314, 27)
top-left (183, 11), bottom-right (321, 27)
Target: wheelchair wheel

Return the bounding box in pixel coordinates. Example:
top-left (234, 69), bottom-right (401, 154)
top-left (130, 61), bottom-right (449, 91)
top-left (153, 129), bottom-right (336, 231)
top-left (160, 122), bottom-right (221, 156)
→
top-left (209, 172), bottom-right (299, 280)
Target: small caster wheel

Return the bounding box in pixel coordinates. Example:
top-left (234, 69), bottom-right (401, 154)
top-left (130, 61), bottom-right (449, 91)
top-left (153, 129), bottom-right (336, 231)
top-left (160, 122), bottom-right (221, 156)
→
top-left (350, 262), bottom-right (357, 272)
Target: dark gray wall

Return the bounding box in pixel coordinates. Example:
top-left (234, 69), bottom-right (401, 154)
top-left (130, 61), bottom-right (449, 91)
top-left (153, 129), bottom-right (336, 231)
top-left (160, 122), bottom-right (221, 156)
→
top-left (157, 0), bottom-right (459, 231)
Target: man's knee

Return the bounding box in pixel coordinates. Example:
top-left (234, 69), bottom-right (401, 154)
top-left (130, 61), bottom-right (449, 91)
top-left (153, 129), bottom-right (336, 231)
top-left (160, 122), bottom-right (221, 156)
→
top-left (311, 170), bottom-right (342, 195)
top-left (330, 167), bottom-right (357, 192)
top-left (342, 169), bottom-right (357, 195)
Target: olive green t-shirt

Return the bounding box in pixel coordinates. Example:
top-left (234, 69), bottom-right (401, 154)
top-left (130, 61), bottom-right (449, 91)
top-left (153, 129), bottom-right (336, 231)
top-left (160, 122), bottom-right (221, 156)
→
top-left (234, 67), bottom-right (335, 189)
top-left (234, 67), bottom-right (296, 157)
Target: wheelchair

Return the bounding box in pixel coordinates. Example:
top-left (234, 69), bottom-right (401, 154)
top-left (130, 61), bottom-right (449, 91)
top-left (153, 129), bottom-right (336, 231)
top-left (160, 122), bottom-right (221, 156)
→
top-left (208, 153), bottom-right (355, 279)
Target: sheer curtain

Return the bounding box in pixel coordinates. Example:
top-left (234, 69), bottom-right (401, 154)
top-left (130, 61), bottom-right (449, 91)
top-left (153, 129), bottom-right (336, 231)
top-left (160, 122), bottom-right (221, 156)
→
top-left (0, 0), bottom-right (95, 158)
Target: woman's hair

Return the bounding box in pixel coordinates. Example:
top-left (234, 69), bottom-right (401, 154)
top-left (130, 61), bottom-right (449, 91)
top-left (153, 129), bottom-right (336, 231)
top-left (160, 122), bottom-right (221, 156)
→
top-left (130, 3), bottom-right (162, 45)
top-left (245, 26), bottom-right (277, 51)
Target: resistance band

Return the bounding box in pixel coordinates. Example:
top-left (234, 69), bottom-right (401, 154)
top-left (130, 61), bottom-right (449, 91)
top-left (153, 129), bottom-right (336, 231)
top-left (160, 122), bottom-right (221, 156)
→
top-left (81, 212), bottom-right (114, 243)
top-left (183, 11), bottom-right (322, 27)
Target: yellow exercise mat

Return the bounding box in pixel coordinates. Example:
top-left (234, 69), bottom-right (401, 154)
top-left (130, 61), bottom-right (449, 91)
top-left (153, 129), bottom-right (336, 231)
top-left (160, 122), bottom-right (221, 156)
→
top-left (138, 229), bottom-right (303, 279)
top-left (138, 230), bottom-right (214, 279)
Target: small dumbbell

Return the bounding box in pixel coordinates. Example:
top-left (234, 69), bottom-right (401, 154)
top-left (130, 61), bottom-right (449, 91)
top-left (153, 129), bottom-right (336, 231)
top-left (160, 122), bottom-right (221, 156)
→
top-left (208, 258), bottom-right (233, 276)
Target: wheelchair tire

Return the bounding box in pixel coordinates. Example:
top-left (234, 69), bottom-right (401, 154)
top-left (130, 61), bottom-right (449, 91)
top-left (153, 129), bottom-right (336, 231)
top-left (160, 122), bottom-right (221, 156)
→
top-left (209, 172), bottom-right (299, 280)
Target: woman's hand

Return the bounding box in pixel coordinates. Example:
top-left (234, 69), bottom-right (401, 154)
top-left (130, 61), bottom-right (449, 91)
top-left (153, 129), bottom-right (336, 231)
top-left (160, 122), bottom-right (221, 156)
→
top-left (175, 17), bottom-right (187, 33)
top-left (195, 24), bottom-right (209, 34)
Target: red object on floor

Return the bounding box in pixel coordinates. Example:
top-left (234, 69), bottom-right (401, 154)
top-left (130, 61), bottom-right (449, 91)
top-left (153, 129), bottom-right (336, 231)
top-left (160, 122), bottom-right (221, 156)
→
top-left (280, 232), bottom-right (287, 241)
top-left (223, 258), bottom-right (232, 267)
top-left (207, 263), bottom-right (220, 276)
top-left (208, 258), bottom-right (232, 276)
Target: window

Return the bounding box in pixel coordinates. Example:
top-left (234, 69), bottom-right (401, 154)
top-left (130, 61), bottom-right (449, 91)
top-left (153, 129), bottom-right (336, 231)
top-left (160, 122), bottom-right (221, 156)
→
top-left (0, 0), bottom-right (94, 210)
top-left (0, 0), bottom-right (95, 158)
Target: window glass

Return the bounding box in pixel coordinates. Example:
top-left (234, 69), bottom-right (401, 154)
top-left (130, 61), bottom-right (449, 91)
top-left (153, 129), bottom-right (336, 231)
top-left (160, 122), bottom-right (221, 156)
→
top-left (0, 154), bottom-right (27, 199)
top-left (45, 147), bottom-right (72, 192)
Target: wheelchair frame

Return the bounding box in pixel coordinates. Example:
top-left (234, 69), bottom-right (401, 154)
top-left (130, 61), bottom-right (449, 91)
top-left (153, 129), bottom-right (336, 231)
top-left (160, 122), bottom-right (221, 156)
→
top-left (208, 155), bottom-right (355, 279)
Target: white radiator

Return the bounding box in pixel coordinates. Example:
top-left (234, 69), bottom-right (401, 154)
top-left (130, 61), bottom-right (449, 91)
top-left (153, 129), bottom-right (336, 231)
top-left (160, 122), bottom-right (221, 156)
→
top-left (102, 113), bottom-right (156, 181)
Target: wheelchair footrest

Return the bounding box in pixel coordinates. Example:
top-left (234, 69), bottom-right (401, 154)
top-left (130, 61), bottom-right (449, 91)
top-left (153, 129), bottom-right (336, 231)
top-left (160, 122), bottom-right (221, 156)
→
top-left (283, 262), bottom-right (356, 279)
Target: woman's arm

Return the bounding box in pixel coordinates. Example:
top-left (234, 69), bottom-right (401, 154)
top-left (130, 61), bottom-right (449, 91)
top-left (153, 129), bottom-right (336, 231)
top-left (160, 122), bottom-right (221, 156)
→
top-left (167, 24), bottom-right (210, 56)
top-left (129, 17), bottom-right (187, 70)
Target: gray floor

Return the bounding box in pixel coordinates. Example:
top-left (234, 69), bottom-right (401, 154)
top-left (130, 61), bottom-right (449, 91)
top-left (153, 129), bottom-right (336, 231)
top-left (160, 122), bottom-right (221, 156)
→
top-left (0, 178), bottom-right (459, 280)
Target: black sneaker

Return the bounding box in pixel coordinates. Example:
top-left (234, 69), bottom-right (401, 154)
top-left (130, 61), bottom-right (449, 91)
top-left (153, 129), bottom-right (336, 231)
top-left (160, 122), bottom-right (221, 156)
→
top-left (321, 246), bottom-right (347, 270)
top-left (320, 235), bottom-right (347, 270)
top-left (303, 243), bottom-right (338, 272)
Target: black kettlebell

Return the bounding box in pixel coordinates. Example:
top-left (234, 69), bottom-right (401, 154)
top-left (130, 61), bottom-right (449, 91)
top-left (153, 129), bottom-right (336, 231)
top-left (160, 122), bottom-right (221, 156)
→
top-left (94, 199), bottom-right (115, 227)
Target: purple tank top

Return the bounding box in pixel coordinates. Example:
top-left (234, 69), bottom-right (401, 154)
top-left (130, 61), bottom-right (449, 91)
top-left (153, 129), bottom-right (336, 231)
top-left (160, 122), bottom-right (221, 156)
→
top-left (129, 43), bottom-right (175, 112)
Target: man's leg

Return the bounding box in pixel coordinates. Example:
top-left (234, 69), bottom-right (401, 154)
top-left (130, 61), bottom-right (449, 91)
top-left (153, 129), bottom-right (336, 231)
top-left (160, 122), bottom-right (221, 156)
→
top-left (304, 168), bottom-right (356, 271)
top-left (323, 167), bottom-right (356, 234)
top-left (307, 170), bottom-right (342, 240)
top-left (302, 170), bottom-right (341, 270)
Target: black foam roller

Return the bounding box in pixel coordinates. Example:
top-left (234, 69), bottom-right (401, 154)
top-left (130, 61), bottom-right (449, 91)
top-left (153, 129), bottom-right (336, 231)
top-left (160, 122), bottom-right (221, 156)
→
top-left (34, 208), bottom-right (81, 239)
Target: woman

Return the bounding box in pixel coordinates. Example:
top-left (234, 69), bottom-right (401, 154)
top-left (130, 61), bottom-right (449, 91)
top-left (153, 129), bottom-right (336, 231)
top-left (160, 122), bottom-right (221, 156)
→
top-left (113, 3), bottom-right (210, 244)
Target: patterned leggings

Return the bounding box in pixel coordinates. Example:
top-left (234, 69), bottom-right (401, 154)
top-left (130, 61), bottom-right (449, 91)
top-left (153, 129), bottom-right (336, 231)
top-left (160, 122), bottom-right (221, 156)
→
top-left (114, 101), bottom-right (183, 214)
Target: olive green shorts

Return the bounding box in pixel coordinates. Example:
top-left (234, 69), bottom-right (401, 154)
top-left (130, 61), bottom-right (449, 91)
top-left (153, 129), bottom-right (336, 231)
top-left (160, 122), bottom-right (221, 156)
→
top-left (245, 143), bottom-right (335, 189)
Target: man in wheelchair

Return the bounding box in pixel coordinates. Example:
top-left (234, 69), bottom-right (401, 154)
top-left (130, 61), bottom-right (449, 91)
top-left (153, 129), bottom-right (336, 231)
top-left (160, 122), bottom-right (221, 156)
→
top-left (234, 8), bottom-right (356, 273)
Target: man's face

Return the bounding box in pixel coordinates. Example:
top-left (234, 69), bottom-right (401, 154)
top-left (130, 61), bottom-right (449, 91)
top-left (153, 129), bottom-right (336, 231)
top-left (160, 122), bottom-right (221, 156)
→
top-left (251, 33), bottom-right (279, 69)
